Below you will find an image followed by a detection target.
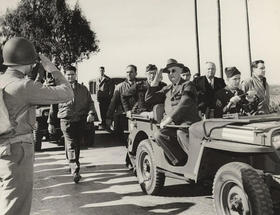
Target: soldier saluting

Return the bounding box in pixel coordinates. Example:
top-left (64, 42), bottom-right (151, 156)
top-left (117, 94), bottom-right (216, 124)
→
top-left (0, 37), bottom-right (73, 215)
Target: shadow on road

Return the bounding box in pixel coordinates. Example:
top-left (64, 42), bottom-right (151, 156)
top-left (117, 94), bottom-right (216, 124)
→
top-left (32, 163), bottom-right (198, 215)
top-left (160, 183), bottom-right (212, 197)
top-left (90, 131), bottom-right (128, 148)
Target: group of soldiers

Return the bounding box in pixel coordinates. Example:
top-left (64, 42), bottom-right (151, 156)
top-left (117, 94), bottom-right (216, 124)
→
top-left (0, 36), bottom-right (270, 215)
top-left (96, 58), bottom-right (269, 166)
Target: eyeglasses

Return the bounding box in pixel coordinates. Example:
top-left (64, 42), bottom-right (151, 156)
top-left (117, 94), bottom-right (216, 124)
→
top-left (167, 69), bottom-right (178, 74)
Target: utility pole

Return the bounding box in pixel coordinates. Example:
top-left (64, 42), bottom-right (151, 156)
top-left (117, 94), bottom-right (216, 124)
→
top-left (245, 0), bottom-right (253, 76)
top-left (194, 0), bottom-right (201, 75)
top-left (217, 0), bottom-right (224, 79)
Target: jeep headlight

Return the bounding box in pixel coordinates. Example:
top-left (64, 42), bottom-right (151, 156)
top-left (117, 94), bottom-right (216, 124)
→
top-left (272, 134), bottom-right (280, 150)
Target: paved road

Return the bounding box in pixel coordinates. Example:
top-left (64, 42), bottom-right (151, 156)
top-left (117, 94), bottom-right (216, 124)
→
top-left (31, 131), bottom-right (279, 215)
top-left (31, 131), bottom-right (215, 215)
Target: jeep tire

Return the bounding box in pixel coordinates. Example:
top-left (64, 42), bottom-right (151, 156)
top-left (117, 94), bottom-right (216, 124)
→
top-left (213, 162), bottom-right (273, 215)
top-left (136, 139), bottom-right (165, 195)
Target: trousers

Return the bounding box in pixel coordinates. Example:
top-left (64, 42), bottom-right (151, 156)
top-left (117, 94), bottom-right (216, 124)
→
top-left (0, 141), bottom-right (34, 215)
top-left (99, 99), bottom-right (110, 126)
top-left (154, 127), bottom-right (188, 165)
top-left (60, 119), bottom-right (86, 174)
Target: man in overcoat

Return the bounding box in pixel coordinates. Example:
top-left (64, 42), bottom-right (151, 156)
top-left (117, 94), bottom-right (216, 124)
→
top-left (145, 59), bottom-right (200, 166)
top-left (193, 62), bottom-right (225, 117)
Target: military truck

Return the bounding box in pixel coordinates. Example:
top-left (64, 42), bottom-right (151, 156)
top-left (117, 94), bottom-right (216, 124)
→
top-left (127, 104), bottom-right (280, 215)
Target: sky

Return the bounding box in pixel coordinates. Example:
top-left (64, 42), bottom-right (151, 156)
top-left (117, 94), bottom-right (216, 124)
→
top-left (1, 0), bottom-right (280, 85)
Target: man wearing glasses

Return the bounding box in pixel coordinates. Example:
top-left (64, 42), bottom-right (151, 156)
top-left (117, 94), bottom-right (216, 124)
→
top-left (145, 59), bottom-right (200, 166)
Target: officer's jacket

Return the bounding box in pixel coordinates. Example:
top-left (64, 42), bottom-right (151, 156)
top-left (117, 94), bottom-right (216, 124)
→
top-left (49, 81), bottom-right (96, 123)
top-left (193, 76), bottom-right (226, 113)
top-left (0, 68), bottom-right (73, 140)
top-left (145, 79), bottom-right (200, 125)
top-left (122, 80), bottom-right (166, 114)
top-left (241, 75), bottom-right (270, 114)
top-left (106, 80), bottom-right (136, 119)
top-left (214, 86), bottom-right (256, 118)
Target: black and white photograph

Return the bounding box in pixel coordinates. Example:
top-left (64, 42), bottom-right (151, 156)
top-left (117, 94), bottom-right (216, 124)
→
top-left (0, 0), bottom-right (280, 214)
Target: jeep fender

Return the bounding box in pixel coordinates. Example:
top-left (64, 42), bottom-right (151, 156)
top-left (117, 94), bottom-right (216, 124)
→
top-left (204, 140), bottom-right (274, 153)
top-left (128, 130), bottom-right (149, 155)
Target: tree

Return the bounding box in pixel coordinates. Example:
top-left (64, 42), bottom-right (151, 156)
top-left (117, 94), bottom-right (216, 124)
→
top-left (0, 0), bottom-right (99, 67)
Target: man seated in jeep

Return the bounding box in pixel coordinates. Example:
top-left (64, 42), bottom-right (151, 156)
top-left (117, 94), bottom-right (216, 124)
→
top-left (214, 67), bottom-right (259, 118)
top-left (145, 59), bottom-right (200, 166)
top-left (122, 64), bottom-right (166, 115)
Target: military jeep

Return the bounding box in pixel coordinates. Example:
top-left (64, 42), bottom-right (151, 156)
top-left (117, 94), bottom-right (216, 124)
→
top-left (127, 104), bottom-right (280, 215)
top-left (34, 105), bottom-right (63, 151)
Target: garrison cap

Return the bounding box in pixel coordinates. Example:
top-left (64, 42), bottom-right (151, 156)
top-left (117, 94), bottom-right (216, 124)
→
top-left (225, 67), bottom-right (241, 78)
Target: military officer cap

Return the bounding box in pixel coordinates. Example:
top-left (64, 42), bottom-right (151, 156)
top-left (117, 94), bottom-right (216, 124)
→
top-left (182, 66), bottom-right (190, 74)
top-left (146, 64), bottom-right (157, 72)
top-left (225, 67), bottom-right (241, 78)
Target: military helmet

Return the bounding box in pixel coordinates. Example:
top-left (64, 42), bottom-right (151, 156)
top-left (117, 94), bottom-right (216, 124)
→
top-left (2, 37), bottom-right (37, 66)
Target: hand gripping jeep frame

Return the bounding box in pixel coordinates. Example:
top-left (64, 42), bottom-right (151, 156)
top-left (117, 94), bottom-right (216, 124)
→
top-left (127, 104), bottom-right (280, 215)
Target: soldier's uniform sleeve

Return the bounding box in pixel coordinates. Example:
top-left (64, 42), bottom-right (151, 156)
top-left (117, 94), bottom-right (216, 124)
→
top-left (106, 84), bottom-right (121, 119)
top-left (23, 77), bottom-right (73, 105)
top-left (121, 82), bottom-right (138, 112)
top-left (47, 104), bottom-right (58, 125)
top-left (145, 85), bottom-right (168, 106)
top-left (170, 82), bottom-right (198, 124)
top-left (214, 89), bottom-right (226, 118)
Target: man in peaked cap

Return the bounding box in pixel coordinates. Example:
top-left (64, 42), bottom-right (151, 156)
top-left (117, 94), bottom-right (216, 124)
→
top-left (214, 66), bottom-right (258, 118)
top-left (122, 64), bottom-right (166, 114)
top-left (145, 58), bottom-right (200, 166)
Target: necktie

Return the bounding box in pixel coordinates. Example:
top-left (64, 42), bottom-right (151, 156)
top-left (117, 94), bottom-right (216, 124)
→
top-left (209, 79), bottom-right (214, 88)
